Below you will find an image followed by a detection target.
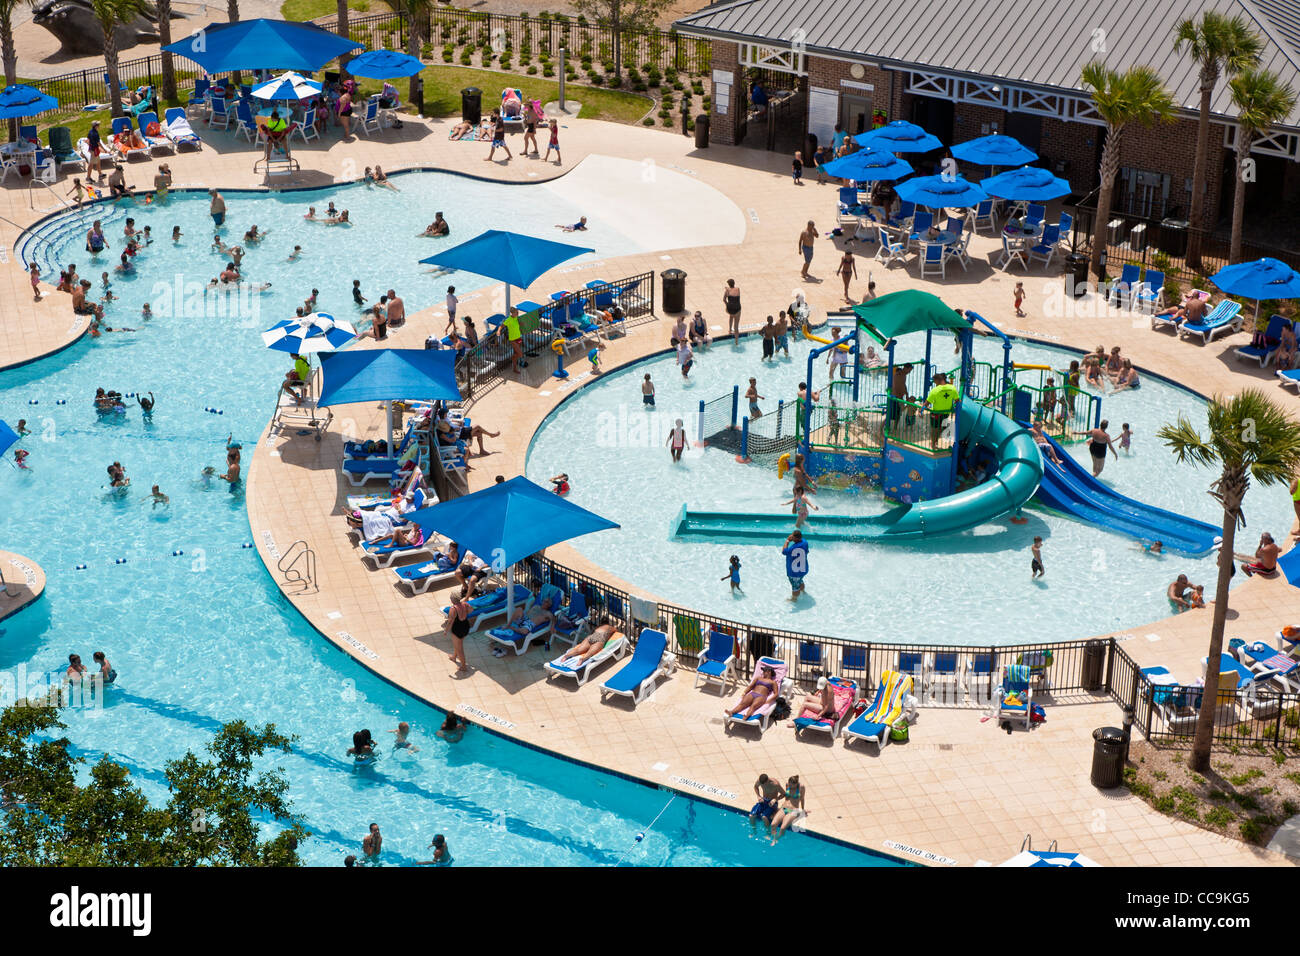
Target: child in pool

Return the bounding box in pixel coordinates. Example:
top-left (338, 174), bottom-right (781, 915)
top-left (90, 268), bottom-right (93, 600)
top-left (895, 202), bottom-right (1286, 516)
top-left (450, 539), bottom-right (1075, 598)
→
top-left (1138, 540), bottom-right (1164, 555)
top-left (587, 340), bottom-right (606, 374)
top-left (550, 473), bottom-right (570, 495)
top-left (721, 555), bottom-right (742, 592)
top-left (1186, 584), bottom-right (1206, 608)
top-left (388, 721), bottom-right (419, 751)
top-left (1031, 536), bottom-right (1044, 578)
top-left (149, 484), bottom-right (169, 509)
top-left (14, 448), bottom-right (29, 468)
top-left (1119, 423), bottom-right (1132, 453)
top-left (782, 485), bottom-right (818, 527)
top-left (16, 419), bottom-right (30, 436)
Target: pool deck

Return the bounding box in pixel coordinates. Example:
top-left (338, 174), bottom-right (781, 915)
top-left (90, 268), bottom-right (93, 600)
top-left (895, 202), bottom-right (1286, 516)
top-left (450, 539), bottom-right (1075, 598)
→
top-left (4, 108), bottom-right (1300, 866)
top-left (0, 550), bottom-right (46, 623)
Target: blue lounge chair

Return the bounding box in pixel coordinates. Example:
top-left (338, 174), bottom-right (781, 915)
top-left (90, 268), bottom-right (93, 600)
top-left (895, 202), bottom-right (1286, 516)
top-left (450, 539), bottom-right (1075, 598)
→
top-left (600, 629), bottom-right (672, 705)
top-left (1135, 269), bottom-right (1165, 312)
top-left (551, 588), bottom-right (591, 645)
top-left (841, 645), bottom-right (868, 676)
top-left (162, 108), bottom-right (203, 150)
top-left (442, 584), bottom-right (533, 633)
top-left (1238, 642), bottom-right (1299, 693)
top-left (392, 552), bottom-right (458, 593)
top-left (798, 641), bottom-right (823, 674)
top-left (1107, 263), bottom-right (1141, 309)
top-left (968, 651), bottom-right (995, 701)
top-left (487, 611), bottom-right (554, 655)
top-left (695, 630), bottom-right (737, 693)
top-left (843, 670), bottom-right (913, 750)
top-left (724, 656), bottom-right (790, 733)
top-left (1180, 300), bottom-right (1243, 345)
top-left (545, 628), bottom-right (628, 685)
top-left (897, 650), bottom-right (924, 678)
top-left (362, 535), bottom-right (435, 569)
top-left (208, 95), bottom-right (233, 131)
top-left (1278, 368), bottom-right (1300, 389)
top-left (135, 111), bottom-right (174, 155)
top-left (1233, 315), bottom-right (1289, 367)
top-left (793, 675), bottom-right (858, 741)
top-left (997, 664), bottom-right (1033, 729)
top-left (47, 126), bottom-right (83, 172)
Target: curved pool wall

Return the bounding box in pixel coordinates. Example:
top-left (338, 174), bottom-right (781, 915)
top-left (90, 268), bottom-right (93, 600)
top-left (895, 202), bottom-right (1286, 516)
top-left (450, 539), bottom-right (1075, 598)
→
top-left (526, 331), bottom-right (1292, 645)
top-left (0, 174), bottom-right (899, 867)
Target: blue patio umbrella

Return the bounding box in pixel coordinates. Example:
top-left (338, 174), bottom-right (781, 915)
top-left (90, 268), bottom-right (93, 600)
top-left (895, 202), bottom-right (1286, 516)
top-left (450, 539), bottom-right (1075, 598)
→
top-left (405, 475), bottom-right (620, 619)
top-left (0, 420), bottom-right (19, 459)
top-left (820, 149), bottom-right (913, 183)
top-left (345, 49), bottom-right (425, 79)
top-left (161, 18), bottom-right (363, 74)
top-left (895, 174), bottom-right (988, 211)
top-left (1211, 257), bottom-right (1300, 301)
top-left (998, 849), bottom-right (1100, 867)
top-left (1279, 546), bottom-right (1300, 590)
top-left (980, 166), bottom-right (1071, 202)
top-left (951, 134), bottom-right (1037, 169)
top-left (420, 229), bottom-right (594, 314)
top-left (262, 312), bottom-right (356, 354)
top-left (854, 120), bottom-right (943, 153)
top-left (318, 348), bottom-right (461, 447)
top-left (0, 84), bottom-right (59, 119)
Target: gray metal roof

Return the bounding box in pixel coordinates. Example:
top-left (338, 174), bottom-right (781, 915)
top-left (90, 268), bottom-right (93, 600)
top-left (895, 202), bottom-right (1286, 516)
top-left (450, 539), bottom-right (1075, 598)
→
top-left (675, 0), bottom-right (1300, 129)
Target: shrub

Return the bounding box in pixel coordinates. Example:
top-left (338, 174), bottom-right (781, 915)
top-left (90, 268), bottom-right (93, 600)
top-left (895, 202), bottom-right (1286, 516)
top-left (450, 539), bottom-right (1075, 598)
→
top-left (1239, 816), bottom-right (1269, 844)
top-left (590, 75), bottom-right (604, 86)
top-left (1283, 799), bottom-right (1299, 816)
top-left (1228, 767), bottom-right (1264, 787)
top-left (543, 64), bottom-right (555, 77)
top-left (1153, 794), bottom-right (1175, 813)
top-left (642, 117), bottom-right (654, 125)
top-left (499, 57), bottom-right (512, 70)
top-left (460, 50), bottom-right (473, 65)
top-left (527, 65), bottom-right (538, 75)
top-left (661, 115), bottom-right (674, 126)
top-left (1204, 806), bottom-right (1235, 827)
top-left (442, 49), bottom-right (454, 63)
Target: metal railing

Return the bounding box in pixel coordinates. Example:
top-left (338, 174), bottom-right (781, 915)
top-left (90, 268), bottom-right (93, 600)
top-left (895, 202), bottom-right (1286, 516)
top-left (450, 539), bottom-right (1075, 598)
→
top-left (514, 524), bottom-right (1300, 751)
top-left (452, 270), bottom-right (655, 406)
top-left (1070, 203), bottom-right (1300, 306)
top-left (883, 396), bottom-right (955, 453)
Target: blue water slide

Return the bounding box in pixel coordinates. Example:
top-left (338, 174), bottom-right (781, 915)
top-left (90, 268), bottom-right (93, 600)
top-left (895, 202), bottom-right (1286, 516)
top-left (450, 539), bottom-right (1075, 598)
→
top-left (674, 401), bottom-right (1044, 543)
top-left (1032, 432), bottom-right (1220, 555)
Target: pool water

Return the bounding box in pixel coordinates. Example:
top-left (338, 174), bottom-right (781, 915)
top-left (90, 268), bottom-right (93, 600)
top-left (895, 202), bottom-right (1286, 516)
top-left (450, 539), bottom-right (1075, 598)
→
top-left (526, 332), bottom-right (1294, 644)
top-left (0, 176), bottom-right (901, 867)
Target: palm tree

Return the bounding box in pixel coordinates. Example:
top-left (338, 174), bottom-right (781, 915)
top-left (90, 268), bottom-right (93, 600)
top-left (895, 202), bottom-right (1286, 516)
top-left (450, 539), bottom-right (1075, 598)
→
top-left (403, 0), bottom-right (431, 107)
top-left (1172, 12), bottom-right (1262, 269)
top-left (1081, 61), bottom-right (1177, 281)
top-left (336, 0), bottom-right (350, 79)
top-left (1159, 391), bottom-right (1300, 774)
top-left (91, 0), bottom-right (148, 119)
top-left (0, 0), bottom-right (33, 140)
top-left (225, 0), bottom-right (243, 88)
top-left (157, 0), bottom-right (176, 102)
top-left (1227, 69), bottom-right (1297, 263)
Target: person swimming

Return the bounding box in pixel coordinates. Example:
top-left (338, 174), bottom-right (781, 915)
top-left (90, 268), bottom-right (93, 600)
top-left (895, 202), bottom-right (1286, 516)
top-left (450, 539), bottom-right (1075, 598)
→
top-left (550, 473), bottom-right (570, 495)
top-left (388, 721), bottom-right (419, 752)
top-left (148, 484), bottom-right (169, 509)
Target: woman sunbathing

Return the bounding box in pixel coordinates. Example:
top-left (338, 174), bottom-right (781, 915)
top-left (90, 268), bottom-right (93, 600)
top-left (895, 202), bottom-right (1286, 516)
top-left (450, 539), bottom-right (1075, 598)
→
top-left (369, 524), bottom-right (424, 550)
top-left (726, 665), bottom-right (779, 719)
top-left (787, 677), bottom-right (835, 727)
top-left (557, 624), bottom-right (620, 665)
top-left (448, 120), bottom-right (475, 140)
top-left (491, 603), bottom-right (555, 656)
top-left (1273, 322), bottom-right (1298, 369)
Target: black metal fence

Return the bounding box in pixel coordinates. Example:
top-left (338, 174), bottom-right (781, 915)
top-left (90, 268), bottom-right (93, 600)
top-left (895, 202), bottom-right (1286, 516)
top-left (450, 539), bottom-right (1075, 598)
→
top-left (452, 270), bottom-right (655, 406)
top-left (516, 549), bottom-right (1300, 751)
top-left (1070, 204), bottom-right (1300, 313)
top-left (26, 8), bottom-right (709, 122)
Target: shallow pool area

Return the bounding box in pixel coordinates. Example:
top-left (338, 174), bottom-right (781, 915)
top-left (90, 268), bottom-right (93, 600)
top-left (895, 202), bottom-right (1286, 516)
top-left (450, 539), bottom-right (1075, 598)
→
top-left (0, 174), bottom-right (900, 867)
top-left (525, 333), bottom-right (1294, 644)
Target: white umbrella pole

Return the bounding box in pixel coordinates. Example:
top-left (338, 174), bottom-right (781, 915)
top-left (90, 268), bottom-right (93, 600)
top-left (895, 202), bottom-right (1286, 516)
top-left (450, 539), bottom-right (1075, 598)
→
top-left (505, 564), bottom-right (515, 622)
top-left (505, 284), bottom-right (512, 317)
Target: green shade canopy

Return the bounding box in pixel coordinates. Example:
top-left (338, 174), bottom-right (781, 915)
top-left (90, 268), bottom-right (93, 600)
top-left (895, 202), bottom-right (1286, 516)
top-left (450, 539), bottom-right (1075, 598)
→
top-left (852, 290), bottom-right (971, 344)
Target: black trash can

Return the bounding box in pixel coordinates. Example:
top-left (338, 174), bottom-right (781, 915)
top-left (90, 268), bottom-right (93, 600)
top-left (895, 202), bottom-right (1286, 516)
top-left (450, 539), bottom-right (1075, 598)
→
top-left (1064, 252), bottom-right (1089, 298)
top-left (1082, 638), bottom-right (1106, 691)
top-left (661, 268), bottom-right (687, 314)
top-left (1160, 218), bottom-right (1189, 258)
top-left (461, 86), bottom-right (482, 125)
top-left (1090, 726), bottom-right (1126, 788)
top-left (694, 113), bottom-right (709, 148)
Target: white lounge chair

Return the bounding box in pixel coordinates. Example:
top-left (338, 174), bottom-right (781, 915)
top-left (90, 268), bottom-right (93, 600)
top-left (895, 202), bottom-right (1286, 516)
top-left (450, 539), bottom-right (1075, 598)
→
top-left (545, 631), bottom-right (628, 685)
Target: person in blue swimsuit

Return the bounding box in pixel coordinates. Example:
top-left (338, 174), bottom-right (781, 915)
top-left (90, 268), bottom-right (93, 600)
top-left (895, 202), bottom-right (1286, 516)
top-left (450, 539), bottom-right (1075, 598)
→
top-left (720, 555), bottom-right (742, 593)
top-left (782, 530), bottom-right (809, 601)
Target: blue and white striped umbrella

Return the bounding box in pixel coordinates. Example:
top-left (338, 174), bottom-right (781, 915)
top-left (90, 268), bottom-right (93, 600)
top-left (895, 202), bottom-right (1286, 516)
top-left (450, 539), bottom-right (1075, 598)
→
top-left (251, 71), bottom-right (324, 102)
top-left (262, 312), bottom-right (356, 354)
top-left (998, 849), bottom-right (1100, 867)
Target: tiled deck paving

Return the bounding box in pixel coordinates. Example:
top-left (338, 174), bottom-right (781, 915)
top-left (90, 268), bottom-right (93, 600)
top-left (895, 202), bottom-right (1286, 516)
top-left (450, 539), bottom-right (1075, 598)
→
top-left (4, 110), bottom-right (1298, 865)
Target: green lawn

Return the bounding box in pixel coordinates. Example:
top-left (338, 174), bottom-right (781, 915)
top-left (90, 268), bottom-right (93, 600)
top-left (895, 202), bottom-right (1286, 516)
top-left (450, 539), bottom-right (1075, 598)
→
top-left (415, 66), bottom-right (653, 125)
top-left (280, 0), bottom-right (387, 21)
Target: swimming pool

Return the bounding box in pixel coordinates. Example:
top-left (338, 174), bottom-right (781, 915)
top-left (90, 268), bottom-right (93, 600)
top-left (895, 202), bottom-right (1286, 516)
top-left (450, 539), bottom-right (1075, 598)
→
top-left (526, 332), bottom-right (1295, 645)
top-left (0, 175), bottom-right (899, 866)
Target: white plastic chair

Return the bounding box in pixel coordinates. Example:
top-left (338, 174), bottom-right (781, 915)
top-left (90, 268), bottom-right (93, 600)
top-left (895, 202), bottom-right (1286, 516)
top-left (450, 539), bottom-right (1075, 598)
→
top-left (919, 242), bottom-right (946, 278)
top-left (972, 199), bottom-right (997, 235)
top-left (357, 97), bottom-right (382, 137)
top-left (293, 108), bottom-right (320, 144)
top-left (875, 228), bottom-right (907, 266)
top-left (997, 233), bottom-right (1028, 271)
top-left (944, 234), bottom-right (971, 271)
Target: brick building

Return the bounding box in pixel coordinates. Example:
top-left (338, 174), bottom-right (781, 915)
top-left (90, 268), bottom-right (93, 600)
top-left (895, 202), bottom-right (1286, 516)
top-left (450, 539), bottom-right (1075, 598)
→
top-left (677, 0), bottom-right (1300, 230)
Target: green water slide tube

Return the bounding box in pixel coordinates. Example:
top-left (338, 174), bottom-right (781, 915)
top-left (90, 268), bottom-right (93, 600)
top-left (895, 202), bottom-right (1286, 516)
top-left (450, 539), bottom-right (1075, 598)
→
top-left (673, 401), bottom-right (1043, 544)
